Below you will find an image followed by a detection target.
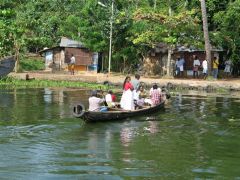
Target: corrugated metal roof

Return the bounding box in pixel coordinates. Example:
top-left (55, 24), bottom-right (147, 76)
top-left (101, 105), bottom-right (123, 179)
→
top-left (175, 45), bottom-right (223, 52)
top-left (60, 37), bottom-right (84, 48)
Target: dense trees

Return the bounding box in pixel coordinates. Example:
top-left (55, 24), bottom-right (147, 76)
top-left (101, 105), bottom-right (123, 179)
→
top-left (0, 0), bottom-right (239, 74)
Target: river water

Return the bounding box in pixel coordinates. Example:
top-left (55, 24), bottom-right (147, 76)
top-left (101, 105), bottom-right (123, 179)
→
top-left (0, 88), bottom-right (240, 179)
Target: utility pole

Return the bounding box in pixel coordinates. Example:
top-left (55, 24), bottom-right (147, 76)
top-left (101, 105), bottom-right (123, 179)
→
top-left (98, 0), bottom-right (114, 75)
top-left (108, 0), bottom-right (113, 75)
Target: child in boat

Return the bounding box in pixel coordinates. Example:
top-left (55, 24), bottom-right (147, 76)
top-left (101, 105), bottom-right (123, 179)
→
top-left (89, 90), bottom-right (108, 112)
top-left (105, 90), bottom-right (117, 107)
top-left (134, 85), bottom-right (147, 109)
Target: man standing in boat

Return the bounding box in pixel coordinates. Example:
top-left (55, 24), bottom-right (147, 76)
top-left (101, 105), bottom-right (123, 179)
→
top-left (131, 74), bottom-right (140, 107)
top-left (131, 74), bottom-right (140, 90)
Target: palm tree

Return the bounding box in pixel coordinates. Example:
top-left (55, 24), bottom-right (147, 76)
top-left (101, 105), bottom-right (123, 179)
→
top-left (200, 0), bottom-right (212, 73)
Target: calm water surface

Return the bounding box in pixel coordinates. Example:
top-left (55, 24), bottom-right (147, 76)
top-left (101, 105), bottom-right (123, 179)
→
top-left (0, 88), bottom-right (240, 179)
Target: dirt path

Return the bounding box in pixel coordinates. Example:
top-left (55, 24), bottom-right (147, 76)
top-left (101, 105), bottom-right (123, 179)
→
top-left (9, 72), bottom-right (240, 91)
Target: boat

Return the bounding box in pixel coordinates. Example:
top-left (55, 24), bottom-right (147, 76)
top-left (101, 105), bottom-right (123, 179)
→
top-left (0, 56), bottom-right (15, 77)
top-left (73, 101), bottom-right (165, 122)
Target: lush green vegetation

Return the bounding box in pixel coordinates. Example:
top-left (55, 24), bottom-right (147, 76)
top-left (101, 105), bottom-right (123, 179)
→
top-left (0, 77), bottom-right (114, 90)
top-left (19, 57), bottom-right (45, 71)
top-left (1, 0), bottom-right (240, 74)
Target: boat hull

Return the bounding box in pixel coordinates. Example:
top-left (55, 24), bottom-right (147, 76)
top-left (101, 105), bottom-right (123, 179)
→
top-left (77, 101), bottom-right (165, 123)
top-left (0, 56), bottom-right (15, 77)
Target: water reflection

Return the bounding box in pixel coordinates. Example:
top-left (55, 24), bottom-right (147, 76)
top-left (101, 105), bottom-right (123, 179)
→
top-left (120, 126), bottom-right (134, 147)
top-left (0, 88), bottom-right (240, 179)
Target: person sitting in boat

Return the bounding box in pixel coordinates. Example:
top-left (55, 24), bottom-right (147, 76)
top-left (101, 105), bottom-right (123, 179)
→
top-left (134, 85), bottom-right (147, 109)
top-left (145, 84), bottom-right (162, 106)
top-left (161, 86), bottom-right (171, 101)
top-left (150, 84), bottom-right (162, 106)
top-left (120, 76), bottom-right (134, 110)
top-left (149, 83), bottom-right (162, 94)
top-left (105, 90), bottom-right (117, 107)
top-left (89, 90), bottom-right (108, 112)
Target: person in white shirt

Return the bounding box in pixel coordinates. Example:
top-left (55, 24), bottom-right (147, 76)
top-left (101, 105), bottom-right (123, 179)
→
top-left (89, 90), bottom-right (107, 112)
top-left (224, 59), bottom-right (232, 78)
top-left (202, 59), bottom-right (208, 80)
top-left (133, 85), bottom-right (147, 109)
top-left (105, 90), bottom-right (116, 107)
top-left (70, 54), bottom-right (76, 75)
top-left (193, 55), bottom-right (201, 78)
top-left (179, 56), bottom-right (185, 77)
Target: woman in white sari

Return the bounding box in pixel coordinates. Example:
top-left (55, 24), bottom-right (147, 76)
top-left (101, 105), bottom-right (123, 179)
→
top-left (120, 76), bottom-right (134, 110)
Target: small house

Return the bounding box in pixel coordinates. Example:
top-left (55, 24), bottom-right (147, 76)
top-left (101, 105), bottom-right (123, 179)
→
top-left (39, 37), bottom-right (101, 73)
top-left (143, 43), bottom-right (224, 77)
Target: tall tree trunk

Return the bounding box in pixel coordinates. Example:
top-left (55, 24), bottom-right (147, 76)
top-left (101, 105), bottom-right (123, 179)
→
top-left (14, 49), bottom-right (20, 73)
top-left (13, 38), bottom-right (20, 73)
top-left (200, 0), bottom-right (212, 73)
top-left (135, 0), bottom-right (139, 9)
top-left (153, 0), bottom-right (157, 10)
top-left (166, 2), bottom-right (173, 77)
top-left (166, 46), bottom-right (173, 76)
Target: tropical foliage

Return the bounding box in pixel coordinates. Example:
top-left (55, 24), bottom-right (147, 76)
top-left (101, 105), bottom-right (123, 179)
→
top-left (0, 0), bottom-right (240, 74)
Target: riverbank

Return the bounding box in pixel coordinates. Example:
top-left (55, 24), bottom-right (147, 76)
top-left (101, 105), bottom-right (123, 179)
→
top-left (8, 71), bottom-right (240, 91)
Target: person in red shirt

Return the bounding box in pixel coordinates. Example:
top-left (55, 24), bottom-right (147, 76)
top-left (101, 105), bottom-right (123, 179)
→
top-left (120, 76), bottom-right (134, 110)
top-left (122, 76), bottom-right (134, 91)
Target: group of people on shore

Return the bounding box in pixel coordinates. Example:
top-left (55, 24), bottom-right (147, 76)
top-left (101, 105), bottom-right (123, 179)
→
top-left (88, 74), bottom-right (165, 112)
top-left (175, 55), bottom-right (232, 79)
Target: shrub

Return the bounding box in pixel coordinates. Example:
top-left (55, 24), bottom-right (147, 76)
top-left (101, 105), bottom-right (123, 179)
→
top-left (20, 57), bottom-right (45, 71)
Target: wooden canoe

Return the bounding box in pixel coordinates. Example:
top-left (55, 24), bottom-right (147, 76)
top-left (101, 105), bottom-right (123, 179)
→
top-left (73, 101), bottom-right (165, 122)
top-left (0, 56), bottom-right (15, 77)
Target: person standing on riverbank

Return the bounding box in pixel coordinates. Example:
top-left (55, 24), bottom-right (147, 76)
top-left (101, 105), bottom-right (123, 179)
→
top-left (70, 54), bottom-right (76, 75)
top-left (193, 56), bottom-right (200, 78)
top-left (175, 58), bottom-right (181, 77)
top-left (212, 57), bottom-right (219, 79)
top-left (202, 59), bottom-right (208, 79)
top-left (224, 59), bottom-right (232, 78)
top-left (179, 56), bottom-right (185, 77)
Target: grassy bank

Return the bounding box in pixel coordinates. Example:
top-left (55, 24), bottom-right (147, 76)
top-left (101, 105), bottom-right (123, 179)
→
top-left (0, 77), bottom-right (115, 91)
